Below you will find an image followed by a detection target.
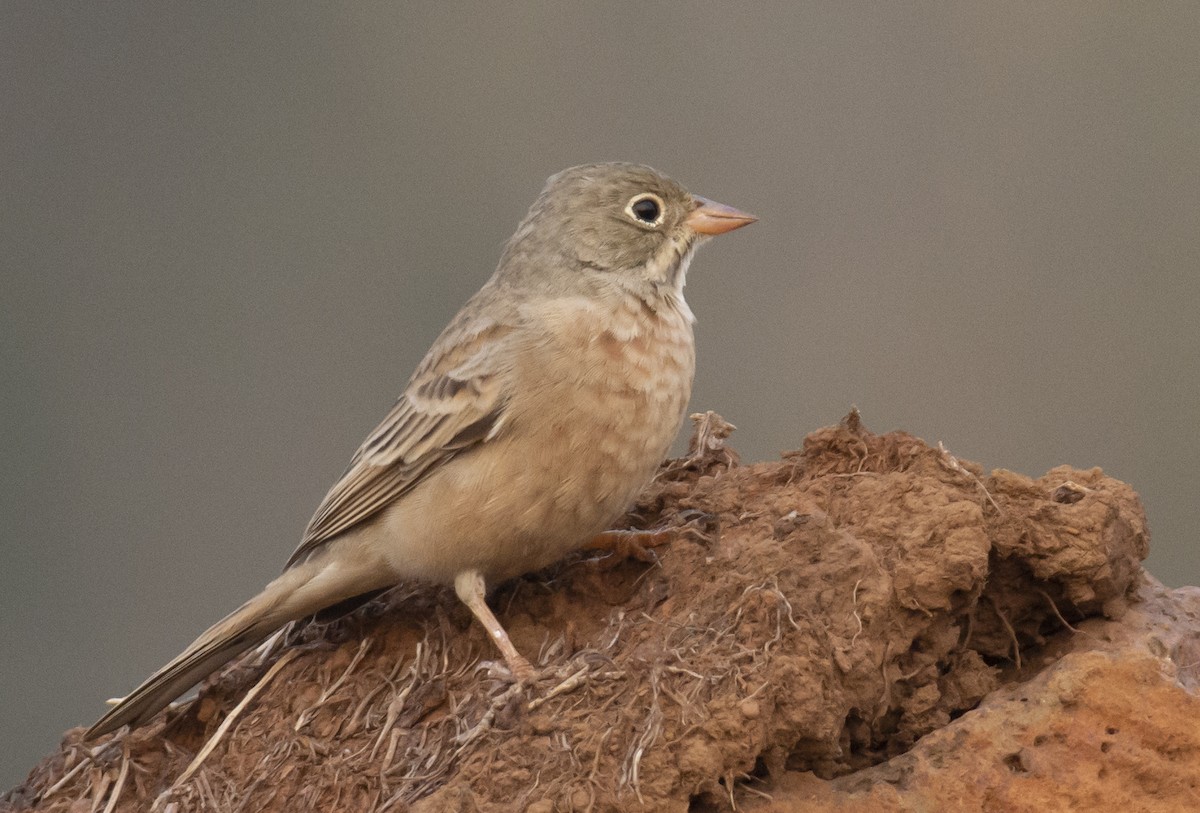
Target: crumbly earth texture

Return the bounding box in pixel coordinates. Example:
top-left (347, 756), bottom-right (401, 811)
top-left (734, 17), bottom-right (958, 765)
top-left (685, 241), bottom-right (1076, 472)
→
top-left (8, 411), bottom-right (1196, 813)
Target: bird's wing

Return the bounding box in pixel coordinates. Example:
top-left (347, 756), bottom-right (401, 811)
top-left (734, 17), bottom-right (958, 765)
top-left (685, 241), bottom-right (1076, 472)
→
top-left (285, 311), bottom-right (517, 569)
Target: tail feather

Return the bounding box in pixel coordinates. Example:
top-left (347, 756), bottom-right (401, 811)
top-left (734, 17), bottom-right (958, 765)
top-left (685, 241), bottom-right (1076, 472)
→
top-left (85, 549), bottom-right (387, 739)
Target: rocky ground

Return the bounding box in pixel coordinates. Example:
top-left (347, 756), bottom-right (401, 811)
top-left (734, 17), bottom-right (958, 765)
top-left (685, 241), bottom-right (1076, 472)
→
top-left (6, 411), bottom-right (1197, 812)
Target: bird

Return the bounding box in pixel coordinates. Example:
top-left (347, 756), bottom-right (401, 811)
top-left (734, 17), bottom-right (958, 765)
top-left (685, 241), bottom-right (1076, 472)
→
top-left (85, 162), bottom-right (756, 739)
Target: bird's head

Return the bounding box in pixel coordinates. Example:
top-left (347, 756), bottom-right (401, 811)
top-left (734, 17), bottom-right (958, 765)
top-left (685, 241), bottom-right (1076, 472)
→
top-left (498, 163), bottom-right (755, 297)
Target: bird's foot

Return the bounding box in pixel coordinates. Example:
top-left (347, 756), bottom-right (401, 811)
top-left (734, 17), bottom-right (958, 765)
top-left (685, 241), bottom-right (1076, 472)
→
top-left (478, 653), bottom-right (538, 684)
top-left (585, 528), bottom-right (672, 564)
top-left (586, 511), bottom-right (716, 565)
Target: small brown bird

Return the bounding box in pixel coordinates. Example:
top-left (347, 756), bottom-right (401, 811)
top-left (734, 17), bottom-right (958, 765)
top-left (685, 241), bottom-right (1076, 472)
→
top-left (86, 163), bottom-right (755, 738)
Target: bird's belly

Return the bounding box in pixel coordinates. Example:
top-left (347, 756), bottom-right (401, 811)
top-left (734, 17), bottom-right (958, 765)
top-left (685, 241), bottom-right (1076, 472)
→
top-left (377, 295), bottom-right (695, 585)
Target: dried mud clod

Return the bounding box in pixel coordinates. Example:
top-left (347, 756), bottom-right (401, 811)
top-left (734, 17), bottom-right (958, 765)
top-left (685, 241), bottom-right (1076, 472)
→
top-left (8, 412), bottom-right (1158, 813)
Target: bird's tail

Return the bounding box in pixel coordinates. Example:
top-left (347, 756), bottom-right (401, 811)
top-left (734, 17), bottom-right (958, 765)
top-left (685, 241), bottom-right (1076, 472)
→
top-left (85, 544), bottom-right (388, 739)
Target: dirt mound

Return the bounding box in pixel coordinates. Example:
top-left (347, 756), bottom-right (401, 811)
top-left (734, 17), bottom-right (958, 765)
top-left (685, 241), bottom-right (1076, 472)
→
top-left (760, 579), bottom-right (1200, 811)
top-left (6, 411), bottom-right (1169, 812)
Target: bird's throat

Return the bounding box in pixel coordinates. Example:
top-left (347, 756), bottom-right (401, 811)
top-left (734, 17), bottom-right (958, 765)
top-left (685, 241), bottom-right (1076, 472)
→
top-left (638, 238), bottom-right (698, 323)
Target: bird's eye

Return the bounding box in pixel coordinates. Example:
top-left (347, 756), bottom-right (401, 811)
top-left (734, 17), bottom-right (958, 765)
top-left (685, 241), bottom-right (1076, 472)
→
top-left (626, 194), bottom-right (664, 226)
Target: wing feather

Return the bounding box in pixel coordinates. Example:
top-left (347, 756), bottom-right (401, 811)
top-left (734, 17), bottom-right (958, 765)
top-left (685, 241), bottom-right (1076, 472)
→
top-left (285, 313), bottom-right (516, 569)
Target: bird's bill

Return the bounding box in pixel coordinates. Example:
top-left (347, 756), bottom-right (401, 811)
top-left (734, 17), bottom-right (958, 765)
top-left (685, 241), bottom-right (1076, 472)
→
top-left (685, 196), bottom-right (758, 235)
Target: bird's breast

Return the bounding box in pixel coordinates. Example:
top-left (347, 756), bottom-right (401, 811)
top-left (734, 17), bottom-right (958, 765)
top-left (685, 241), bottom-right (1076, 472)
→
top-left (518, 291), bottom-right (696, 461)
top-left (378, 291), bottom-right (697, 586)
top-left (503, 292), bottom-right (696, 536)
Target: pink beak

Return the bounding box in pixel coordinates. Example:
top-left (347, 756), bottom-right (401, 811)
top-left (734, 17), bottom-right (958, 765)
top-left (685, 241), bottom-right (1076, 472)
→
top-left (685, 196), bottom-right (758, 235)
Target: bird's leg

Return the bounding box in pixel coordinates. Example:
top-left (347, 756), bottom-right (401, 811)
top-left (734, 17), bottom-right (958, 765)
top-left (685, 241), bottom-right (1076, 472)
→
top-left (453, 570), bottom-right (535, 681)
top-left (584, 528), bottom-right (674, 563)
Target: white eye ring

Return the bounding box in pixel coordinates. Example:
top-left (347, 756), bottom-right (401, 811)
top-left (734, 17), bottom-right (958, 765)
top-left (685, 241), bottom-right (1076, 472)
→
top-left (625, 193), bottom-right (666, 228)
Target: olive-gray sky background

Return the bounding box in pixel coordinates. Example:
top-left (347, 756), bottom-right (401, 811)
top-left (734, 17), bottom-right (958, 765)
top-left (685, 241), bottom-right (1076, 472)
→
top-left (3, 2), bottom-right (1198, 788)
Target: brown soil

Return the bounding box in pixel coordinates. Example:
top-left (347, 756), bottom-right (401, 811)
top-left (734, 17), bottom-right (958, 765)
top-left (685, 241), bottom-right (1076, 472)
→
top-left (7, 410), bottom-right (1186, 813)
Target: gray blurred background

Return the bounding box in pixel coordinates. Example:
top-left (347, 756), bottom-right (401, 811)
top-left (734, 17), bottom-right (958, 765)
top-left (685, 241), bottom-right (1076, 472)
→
top-left (3, 2), bottom-right (1198, 788)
